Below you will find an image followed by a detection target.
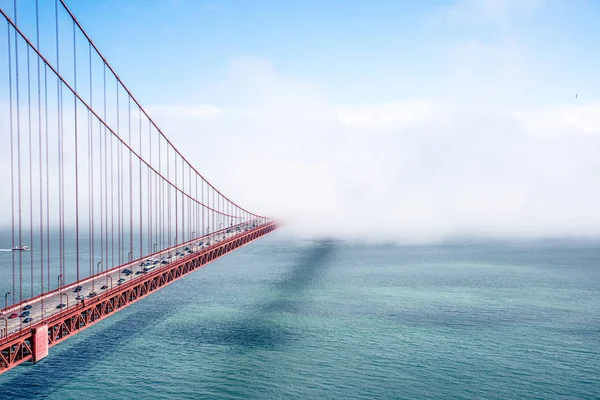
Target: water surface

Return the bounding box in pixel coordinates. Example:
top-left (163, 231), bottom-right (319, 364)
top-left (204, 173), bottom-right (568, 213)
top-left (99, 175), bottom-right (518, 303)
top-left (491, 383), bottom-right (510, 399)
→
top-left (0, 233), bottom-right (599, 399)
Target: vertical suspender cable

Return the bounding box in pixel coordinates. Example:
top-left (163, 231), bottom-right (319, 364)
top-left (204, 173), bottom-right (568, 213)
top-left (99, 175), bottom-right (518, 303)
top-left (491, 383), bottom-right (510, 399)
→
top-left (73, 20), bottom-right (80, 282)
top-left (139, 108), bottom-right (142, 257)
top-left (44, 62), bottom-right (50, 293)
top-left (156, 148), bottom-right (158, 248)
top-left (14, 0), bottom-right (23, 303)
top-left (89, 39), bottom-right (95, 280)
top-left (189, 165), bottom-right (192, 239)
top-left (149, 121), bottom-right (152, 253)
top-left (167, 144), bottom-right (170, 249)
top-left (27, 43), bottom-right (34, 299)
top-left (8, 21), bottom-right (15, 306)
top-left (129, 97), bottom-right (133, 258)
top-left (110, 79), bottom-right (114, 273)
top-left (104, 63), bottom-right (110, 275)
top-left (100, 66), bottom-right (104, 277)
top-left (195, 174), bottom-right (198, 239)
top-left (202, 178), bottom-right (204, 237)
top-left (181, 158), bottom-right (184, 242)
top-left (158, 129), bottom-right (162, 250)
top-left (175, 154), bottom-right (179, 245)
top-left (35, 0), bottom-right (44, 302)
top-left (116, 83), bottom-right (121, 265)
top-left (155, 144), bottom-right (158, 249)
top-left (55, 0), bottom-right (63, 289)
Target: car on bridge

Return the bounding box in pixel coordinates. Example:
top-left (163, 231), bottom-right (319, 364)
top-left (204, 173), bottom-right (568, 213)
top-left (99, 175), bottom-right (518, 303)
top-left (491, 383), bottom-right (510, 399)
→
top-left (117, 278), bottom-right (126, 284)
top-left (76, 295), bottom-right (84, 300)
top-left (22, 305), bottom-right (32, 311)
top-left (74, 286), bottom-right (83, 292)
top-left (100, 285), bottom-right (108, 290)
top-left (122, 269), bottom-right (133, 275)
top-left (56, 303), bottom-right (66, 309)
top-left (20, 311), bottom-right (30, 318)
top-left (23, 318), bottom-right (32, 323)
top-left (8, 313), bottom-right (18, 319)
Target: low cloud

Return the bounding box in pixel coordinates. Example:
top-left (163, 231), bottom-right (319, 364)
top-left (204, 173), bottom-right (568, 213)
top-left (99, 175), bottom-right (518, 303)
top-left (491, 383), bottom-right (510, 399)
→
top-left (147, 57), bottom-right (600, 243)
top-left (334, 101), bottom-right (433, 128)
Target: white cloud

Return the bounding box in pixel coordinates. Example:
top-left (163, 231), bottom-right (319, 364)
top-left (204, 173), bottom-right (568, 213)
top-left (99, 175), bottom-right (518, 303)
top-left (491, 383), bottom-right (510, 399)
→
top-left (515, 102), bottom-right (600, 135)
top-left (444, 38), bottom-right (532, 111)
top-left (147, 57), bottom-right (600, 243)
top-left (334, 101), bottom-right (434, 128)
top-left (147, 104), bottom-right (223, 119)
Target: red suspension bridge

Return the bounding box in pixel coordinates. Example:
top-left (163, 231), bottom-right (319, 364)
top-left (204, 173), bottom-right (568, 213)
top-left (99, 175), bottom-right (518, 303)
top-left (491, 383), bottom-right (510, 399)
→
top-left (0, 0), bottom-right (279, 375)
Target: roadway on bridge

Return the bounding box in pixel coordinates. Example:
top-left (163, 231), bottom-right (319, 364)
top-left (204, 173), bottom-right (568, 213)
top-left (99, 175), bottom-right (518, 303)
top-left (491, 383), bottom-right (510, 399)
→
top-left (0, 223), bottom-right (258, 339)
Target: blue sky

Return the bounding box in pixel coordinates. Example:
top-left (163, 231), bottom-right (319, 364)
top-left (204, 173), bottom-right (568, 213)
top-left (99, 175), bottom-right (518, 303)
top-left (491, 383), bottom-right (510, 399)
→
top-left (3, 0), bottom-right (598, 107)
top-left (57, 0), bottom-right (600, 107)
top-left (66, 0), bottom-right (440, 104)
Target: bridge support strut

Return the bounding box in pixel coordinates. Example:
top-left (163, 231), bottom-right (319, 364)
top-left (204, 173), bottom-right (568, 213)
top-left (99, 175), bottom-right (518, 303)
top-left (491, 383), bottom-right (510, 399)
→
top-left (32, 324), bottom-right (49, 363)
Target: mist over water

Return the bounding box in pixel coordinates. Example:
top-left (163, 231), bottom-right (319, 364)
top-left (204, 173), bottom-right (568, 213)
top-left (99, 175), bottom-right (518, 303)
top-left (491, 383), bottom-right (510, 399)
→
top-left (0, 231), bottom-right (598, 399)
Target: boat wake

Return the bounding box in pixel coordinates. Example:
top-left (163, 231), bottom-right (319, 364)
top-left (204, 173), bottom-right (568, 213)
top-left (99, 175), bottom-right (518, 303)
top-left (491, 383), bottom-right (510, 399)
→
top-left (0, 249), bottom-right (13, 252)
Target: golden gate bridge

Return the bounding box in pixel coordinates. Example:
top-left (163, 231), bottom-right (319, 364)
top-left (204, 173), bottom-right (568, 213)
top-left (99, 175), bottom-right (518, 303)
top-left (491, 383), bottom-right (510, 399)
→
top-left (0, 0), bottom-right (279, 374)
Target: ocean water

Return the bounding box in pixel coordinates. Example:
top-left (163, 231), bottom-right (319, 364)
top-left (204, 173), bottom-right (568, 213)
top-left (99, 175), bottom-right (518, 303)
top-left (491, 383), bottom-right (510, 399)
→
top-left (0, 232), bottom-right (599, 399)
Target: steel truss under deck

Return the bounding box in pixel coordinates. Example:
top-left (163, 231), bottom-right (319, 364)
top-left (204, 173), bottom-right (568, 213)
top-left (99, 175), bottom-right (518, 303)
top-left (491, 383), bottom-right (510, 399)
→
top-left (0, 222), bottom-right (279, 374)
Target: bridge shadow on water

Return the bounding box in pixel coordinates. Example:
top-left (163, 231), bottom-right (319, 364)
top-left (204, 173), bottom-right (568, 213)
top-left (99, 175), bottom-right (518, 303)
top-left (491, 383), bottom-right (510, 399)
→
top-left (185, 240), bottom-right (336, 351)
top-left (0, 241), bottom-right (335, 397)
top-left (0, 293), bottom-right (199, 398)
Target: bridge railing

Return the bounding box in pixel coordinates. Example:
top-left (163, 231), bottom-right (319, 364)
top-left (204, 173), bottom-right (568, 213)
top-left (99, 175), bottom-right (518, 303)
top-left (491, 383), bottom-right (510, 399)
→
top-left (0, 218), bottom-right (276, 343)
top-left (0, 218), bottom-right (271, 317)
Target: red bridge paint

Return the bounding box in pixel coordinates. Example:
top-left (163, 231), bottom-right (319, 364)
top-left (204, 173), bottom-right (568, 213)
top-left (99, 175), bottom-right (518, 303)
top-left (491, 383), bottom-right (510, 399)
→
top-left (0, 222), bottom-right (279, 375)
top-left (32, 325), bottom-right (48, 363)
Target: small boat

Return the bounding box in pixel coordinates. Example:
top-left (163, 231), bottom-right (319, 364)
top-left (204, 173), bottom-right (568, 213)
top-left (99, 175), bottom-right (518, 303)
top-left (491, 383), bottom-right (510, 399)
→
top-left (12, 244), bottom-right (29, 251)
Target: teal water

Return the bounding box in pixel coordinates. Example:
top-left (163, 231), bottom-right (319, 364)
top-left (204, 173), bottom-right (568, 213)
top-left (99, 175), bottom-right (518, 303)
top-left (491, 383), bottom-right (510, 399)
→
top-left (0, 233), bottom-right (599, 399)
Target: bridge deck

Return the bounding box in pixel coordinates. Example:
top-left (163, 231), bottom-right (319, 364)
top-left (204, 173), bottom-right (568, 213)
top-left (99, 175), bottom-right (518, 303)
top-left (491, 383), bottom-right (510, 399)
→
top-left (0, 221), bottom-right (279, 375)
